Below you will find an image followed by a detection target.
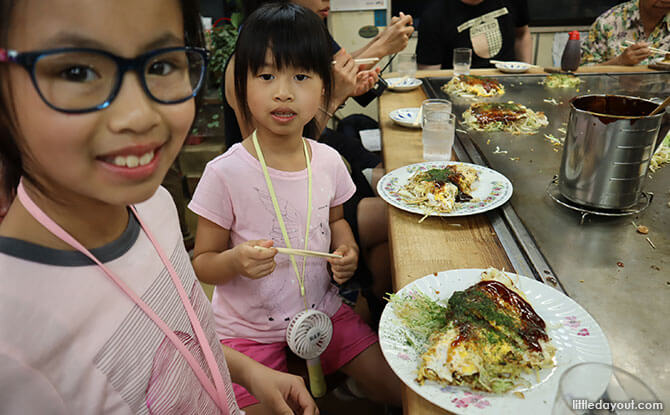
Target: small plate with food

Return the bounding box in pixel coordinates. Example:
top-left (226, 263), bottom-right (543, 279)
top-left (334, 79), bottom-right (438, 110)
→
top-left (386, 77), bottom-right (423, 92)
top-left (377, 161), bottom-right (513, 219)
top-left (380, 268), bottom-right (611, 414)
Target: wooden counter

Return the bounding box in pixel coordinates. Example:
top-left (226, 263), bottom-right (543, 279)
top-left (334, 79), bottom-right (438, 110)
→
top-left (378, 65), bottom-right (662, 415)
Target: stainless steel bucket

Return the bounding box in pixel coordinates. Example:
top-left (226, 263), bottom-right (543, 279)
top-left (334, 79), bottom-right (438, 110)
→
top-left (558, 94), bottom-right (670, 209)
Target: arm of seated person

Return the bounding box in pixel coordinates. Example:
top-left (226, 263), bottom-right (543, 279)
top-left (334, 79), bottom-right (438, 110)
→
top-left (351, 12), bottom-right (414, 65)
top-left (222, 346), bottom-right (318, 415)
top-left (191, 216), bottom-right (277, 284)
top-left (599, 42), bottom-right (651, 66)
top-left (418, 63), bottom-right (441, 70)
top-left (514, 25), bottom-right (532, 63)
top-left (327, 204), bottom-right (359, 285)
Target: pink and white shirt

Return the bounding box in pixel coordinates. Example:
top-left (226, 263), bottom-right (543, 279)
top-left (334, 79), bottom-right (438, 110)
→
top-left (189, 140), bottom-right (356, 343)
top-left (0, 187), bottom-right (239, 415)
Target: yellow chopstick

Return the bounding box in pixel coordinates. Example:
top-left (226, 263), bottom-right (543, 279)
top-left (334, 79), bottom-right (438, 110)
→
top-left (331, 57), bottom-right (380, 65)
top-left (255, 246), bottom-right (343, 259)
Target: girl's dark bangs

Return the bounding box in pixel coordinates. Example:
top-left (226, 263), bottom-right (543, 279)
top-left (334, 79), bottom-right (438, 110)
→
top-left (246, 16), bottom-right (330, 77)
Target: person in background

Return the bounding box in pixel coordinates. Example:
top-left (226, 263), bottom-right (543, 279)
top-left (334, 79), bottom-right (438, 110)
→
top-left (0, 0), bottom-right (318, 413)
top-left (189, 4), bottom-right (403, 413)
top-left (580, 0), bottom-right (670, 66)
top-left (416, 0), bottom-right (531, 70)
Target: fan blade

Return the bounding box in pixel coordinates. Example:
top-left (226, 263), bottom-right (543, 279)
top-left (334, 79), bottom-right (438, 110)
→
top-left (306, 358), bottom-right (327, 398)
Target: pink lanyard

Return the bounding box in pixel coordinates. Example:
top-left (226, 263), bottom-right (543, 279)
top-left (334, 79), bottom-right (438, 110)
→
top-left (17, 180), bottom-right (230, 414)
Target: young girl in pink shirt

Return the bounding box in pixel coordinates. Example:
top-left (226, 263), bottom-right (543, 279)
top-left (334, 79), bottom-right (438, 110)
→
top-left (0, 0), bottom-right (317, 413)
top-left (189, 3), bottom-right (402, 413)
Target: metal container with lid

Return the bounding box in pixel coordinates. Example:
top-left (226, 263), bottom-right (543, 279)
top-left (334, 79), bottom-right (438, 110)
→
top-left (558, 94), bottom-right (670, 210)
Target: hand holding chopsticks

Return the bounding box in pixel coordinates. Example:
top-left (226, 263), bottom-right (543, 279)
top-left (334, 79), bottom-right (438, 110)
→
top-left (623, 40), bottom-right (669, 56)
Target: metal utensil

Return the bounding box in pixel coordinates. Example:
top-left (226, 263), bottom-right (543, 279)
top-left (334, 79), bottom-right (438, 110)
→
top-left (558, 94), bottom-right (670, 209)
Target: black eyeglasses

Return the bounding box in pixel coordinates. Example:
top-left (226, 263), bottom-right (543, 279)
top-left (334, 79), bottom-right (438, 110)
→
top-left (0, 46), bottom-right (209, 113)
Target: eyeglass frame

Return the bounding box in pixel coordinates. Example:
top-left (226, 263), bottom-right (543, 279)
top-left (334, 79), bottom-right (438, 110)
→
top-left (0, 46), bottom-right (209, 114)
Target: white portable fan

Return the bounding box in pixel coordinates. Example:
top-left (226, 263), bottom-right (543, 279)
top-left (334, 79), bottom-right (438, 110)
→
top-left (286, 309), bottom-right (333, 398)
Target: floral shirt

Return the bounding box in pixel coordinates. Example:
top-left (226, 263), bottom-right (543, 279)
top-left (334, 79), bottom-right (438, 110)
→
top-left (581, 0), bottom-right (670, 65)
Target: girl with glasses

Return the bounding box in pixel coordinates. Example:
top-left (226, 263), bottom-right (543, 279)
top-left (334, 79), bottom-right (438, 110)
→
top-left (0, 0), bottom-right (316, 413)
top-left (188, 4), bottom-right (402, 413)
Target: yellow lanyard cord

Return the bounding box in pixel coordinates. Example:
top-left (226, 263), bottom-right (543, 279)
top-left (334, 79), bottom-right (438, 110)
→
top-left (252, 130), bottom-right (312, 308)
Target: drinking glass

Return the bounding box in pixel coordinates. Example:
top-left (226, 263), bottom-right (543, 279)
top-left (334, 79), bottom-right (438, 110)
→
top-left (453, 47), bottom-right (472, 76)
top-left (421, 99), bottom-right (454, 161)
top-left (396, 52), bottom-right (417, 78)
top-left (552, 362), bottom-right (662, 415)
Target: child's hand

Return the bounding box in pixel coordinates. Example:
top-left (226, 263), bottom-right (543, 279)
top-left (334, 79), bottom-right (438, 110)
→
top-left (328, 244), bottom-right (359, 284)
top-left (232, 239), bottom-right (277, 279)
top-left (245, 364), bottom-right (319, 415)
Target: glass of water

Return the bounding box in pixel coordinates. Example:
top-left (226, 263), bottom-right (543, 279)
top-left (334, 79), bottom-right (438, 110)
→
top-left (421, 99), bottom-right (454, 161)
top-left (552, 362), bottom-right (662, 415)
top-left (396, 52), bottom-right (417, 78)
top-left (453, 47), bottom-right (472, 76)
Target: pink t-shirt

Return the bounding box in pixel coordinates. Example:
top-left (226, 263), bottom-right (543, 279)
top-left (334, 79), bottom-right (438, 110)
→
top-left (189, 140), bottom-right (355, 343)
top-left (0, 187), bottom-right (239, 414)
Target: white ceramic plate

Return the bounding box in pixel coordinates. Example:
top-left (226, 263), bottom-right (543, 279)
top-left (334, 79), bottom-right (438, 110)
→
top-left (386, 77), bottom-right (423, 92)
top-left (379, 269), bottom-right (612, 415)
top-left (389, 108), bottom-right (421, 129)
top-left (377, 161), bottom-right (513, 217)
top-left (495, 61), bottom-right (531, 73)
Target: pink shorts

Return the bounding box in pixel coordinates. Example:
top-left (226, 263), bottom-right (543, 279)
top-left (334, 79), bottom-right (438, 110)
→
top-left (221, 303), bottom-right (378, 408)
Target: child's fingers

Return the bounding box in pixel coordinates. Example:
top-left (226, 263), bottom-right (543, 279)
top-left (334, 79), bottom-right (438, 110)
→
top-left (249, 261), bottom-right (277, 279)
top-left (333, 270), bottom-right (354, 285)
top-left (247, 240), bottom-right (278, 259)
top-left (331, 260), bottom-right (357, 274)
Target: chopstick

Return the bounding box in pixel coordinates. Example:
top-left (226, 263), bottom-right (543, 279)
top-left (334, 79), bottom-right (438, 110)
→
top-left (412, 106), bottom-right (423, 128)
top-left (255, 246), bottom-right (343, 259)
top-left (331, 57), bottom-right (380, 65)
top-left (623, 40), bottom-right (670, 55)
top-left (490, 59), bottom-right (541, 69)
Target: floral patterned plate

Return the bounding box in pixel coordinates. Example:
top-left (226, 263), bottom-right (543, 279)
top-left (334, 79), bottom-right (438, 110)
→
top-left (377, 161), bottom-right (513, 217)
top-left (379, 269), bottom-right (612, 414)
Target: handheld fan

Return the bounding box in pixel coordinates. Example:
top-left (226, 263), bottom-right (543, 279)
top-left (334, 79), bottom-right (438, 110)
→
top-left (286, 309), bottom-right (333, 398)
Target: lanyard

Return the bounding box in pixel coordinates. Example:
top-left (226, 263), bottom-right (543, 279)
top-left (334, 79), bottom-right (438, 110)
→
top-left (251, 130), bottom-right (312, 306)
top-left (16, 180), bottom-right (230, 414)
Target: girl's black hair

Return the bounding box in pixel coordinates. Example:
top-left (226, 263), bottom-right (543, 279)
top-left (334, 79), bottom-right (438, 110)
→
top-left (0, 0), bottom-right (205, 200)
top-left (233, 2), bottom-right (333, 139)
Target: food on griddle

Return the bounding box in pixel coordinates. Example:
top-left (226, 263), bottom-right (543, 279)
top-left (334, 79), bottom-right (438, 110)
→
top-left (540, 73), bottom-right (582, 88)
top-left (442, 75), bottom-right (505, 98)
top-left (463, 102), bottom-right (548, 135)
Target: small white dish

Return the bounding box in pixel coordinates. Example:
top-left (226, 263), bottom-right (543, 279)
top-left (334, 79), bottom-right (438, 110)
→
top-left (495, 61), bottom-right (531, 73)
top-left (386, 77), bottom-right (423, 92)
top-left (389, 108), bottom-right (421, 129)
